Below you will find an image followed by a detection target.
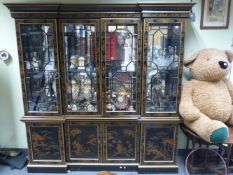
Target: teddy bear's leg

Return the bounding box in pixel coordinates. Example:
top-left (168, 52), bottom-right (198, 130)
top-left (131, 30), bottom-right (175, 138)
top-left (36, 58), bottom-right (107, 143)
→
top-left (184, 113), bottom-right (229, 143)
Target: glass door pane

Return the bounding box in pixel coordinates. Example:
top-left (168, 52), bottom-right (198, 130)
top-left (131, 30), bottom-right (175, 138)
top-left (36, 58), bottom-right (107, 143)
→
top-left (102, 19), bottom-right (141, 114)
top-left (19, 22), bottom-right (60, 114)
top-left (62, 20), bottom-right (99, 114)
top-left (144, 20), bottom-right (182, 114)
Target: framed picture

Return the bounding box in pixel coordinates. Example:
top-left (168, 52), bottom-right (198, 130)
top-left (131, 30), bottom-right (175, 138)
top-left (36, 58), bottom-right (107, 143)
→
top-left (201, 0), bottom-right (231, 29)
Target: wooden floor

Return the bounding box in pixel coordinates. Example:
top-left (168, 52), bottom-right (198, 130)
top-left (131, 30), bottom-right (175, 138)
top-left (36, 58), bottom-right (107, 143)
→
top-left (0, 151), bottom-right (185, 175)
top-left (1, 150), bottom-right (233, 175)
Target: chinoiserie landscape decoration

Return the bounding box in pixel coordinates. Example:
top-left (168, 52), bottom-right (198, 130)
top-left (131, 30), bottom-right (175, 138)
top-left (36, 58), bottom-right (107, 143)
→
top-left (4, 3), bottom-right (195, 173)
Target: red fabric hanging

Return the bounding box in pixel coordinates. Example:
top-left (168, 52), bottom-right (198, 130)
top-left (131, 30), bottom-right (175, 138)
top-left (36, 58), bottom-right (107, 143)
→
top-left (106, 32), bottom-right (118, 61)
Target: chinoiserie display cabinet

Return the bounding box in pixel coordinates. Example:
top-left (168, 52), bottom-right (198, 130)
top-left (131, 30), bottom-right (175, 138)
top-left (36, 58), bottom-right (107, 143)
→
top-left (5, 3), bottom-right (194, 173)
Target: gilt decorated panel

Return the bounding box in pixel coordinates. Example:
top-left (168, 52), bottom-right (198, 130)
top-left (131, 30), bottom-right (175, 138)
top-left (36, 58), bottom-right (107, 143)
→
top-left (26, 123), bottom-right (65, 164)
top-left (103, 122), bottom-right (138, 163)
top-left (66, 122), bottom-right (101, 162)
top-left (141, 124), bottom-right (177, 165)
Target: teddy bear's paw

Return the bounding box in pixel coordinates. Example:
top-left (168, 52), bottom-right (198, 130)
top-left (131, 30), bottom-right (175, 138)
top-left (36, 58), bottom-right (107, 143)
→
top-left (210, 127), bottom-right (228, 144)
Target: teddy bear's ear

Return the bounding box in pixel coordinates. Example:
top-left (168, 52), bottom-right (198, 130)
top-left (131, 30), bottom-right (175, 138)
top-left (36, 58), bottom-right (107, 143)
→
top-left (184, 52), bottom-right (199, 68)
top-left (225, 50), bottom-right (233, 63)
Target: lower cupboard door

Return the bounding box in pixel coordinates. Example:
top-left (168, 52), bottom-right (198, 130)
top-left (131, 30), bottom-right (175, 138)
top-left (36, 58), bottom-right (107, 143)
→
top-left (103, 122), bottom-right (139, 163)
top-left (140, 124), bottom-right (177, 165)
top-left (66, 122), bottom-right (102, 163)
top-left (26, 123), bottom-right (65, 164)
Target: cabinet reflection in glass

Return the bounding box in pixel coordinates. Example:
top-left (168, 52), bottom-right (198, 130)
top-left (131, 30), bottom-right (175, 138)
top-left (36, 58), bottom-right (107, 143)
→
top-left (21, 24), bottom-right (58, 112)
top-left (105, 24), bottom-right (138, 112)
top-left (146, 24), bottom-right (181, 112)
top-left (63, 24), bottom-right (97, 112)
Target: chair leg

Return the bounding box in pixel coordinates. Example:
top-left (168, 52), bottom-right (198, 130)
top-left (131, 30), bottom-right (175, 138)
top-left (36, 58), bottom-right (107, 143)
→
top-left (185, 137), bottom-right (190, 158)
top-left (226, 144), bottom-right (232, 171)
top-left (192, 137), bottom-right (196, 150)
top-left (186, 137), bottom-right (189, 150)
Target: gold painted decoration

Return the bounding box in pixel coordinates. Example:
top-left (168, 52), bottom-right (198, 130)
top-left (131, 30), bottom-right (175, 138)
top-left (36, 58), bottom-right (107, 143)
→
top-left (69, 124), bottom-right (99, 159)
top-left (30, 126), bottom-right (61, 160)
top-left (106, 125), bottom-right (137, 160)
top-left (143, 126), bottom-right (175, 162)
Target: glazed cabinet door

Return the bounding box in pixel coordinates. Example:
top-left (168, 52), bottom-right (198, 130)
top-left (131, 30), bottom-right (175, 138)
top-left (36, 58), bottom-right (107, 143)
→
top-left (101, 19), bottom-right (142, 115)
top-left (59, 20), bottom-right (100, 115)
top-left (103, 122), bottom-right (139, 163)
top-left (16, 20), bottom-right (61, 115)
top-left (142, 19), bottom-right (185, 116)
top-left (26, 122), bottom-right (65, 164)
top-left (140, 123), bottom-right (177, 165)
top-left (65, 122), bottom-right (102, 163)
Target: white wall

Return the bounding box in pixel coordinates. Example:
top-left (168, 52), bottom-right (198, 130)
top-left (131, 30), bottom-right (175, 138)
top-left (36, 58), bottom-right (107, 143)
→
top-left (0, 0), bottom-right (232, 149)
top-left (0, 1), bottom-right (25, 148)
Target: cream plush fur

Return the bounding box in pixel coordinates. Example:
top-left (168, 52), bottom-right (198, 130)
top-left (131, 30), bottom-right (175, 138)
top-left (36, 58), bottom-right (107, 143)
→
top-left (179, 48), bottom-right (233, 143)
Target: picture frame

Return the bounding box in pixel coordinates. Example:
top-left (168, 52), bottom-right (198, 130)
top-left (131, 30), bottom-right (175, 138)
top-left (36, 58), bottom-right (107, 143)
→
top-left (200, 0), bottom-right (231, 29)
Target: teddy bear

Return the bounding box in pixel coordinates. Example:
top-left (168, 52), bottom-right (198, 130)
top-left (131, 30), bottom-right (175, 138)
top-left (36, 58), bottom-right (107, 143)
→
top-left (179, 48), bottom-right (233, 144)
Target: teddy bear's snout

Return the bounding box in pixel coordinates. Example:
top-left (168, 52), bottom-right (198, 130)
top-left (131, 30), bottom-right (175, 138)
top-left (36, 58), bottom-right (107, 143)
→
top-left (218, 61), bottom-right (228, 69)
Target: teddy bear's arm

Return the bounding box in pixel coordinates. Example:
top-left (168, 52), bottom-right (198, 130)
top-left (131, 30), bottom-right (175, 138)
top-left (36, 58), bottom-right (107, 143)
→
top-left (179, 81), bottom-right (201, 121)
top-left (223, 78), bottom-right (233, 103)
top-left (223, 78), bottom-right (233, 125)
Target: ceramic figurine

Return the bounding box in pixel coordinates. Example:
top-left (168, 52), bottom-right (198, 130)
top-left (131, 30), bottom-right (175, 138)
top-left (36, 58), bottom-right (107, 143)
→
top-left (78, 56), bottom-right (85, 69)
